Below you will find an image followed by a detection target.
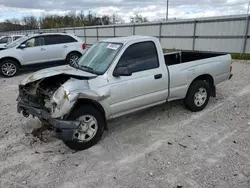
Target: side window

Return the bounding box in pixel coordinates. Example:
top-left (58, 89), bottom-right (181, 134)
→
top-left (44, 35), bottom-right (59, 45)
top-left (45, 35), bottom-right (77, 45)
top-left (14, 36), bottom-right (22, 41)
top-left (117, 41), bottom-right (159, 73)
top-left (0, 37), bottom-right (8, 44)
top-left (60, 35), bottom-right (77, 43)
top-left (25, 37), bottom-right (45, 48)
top-left (7, 37), bottom-right (12, 43)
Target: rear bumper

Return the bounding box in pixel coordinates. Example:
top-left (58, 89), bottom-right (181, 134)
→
top-left (17, 99), bottom-right (79, 141)
top-left (229, 73), bottom-right (233, 80)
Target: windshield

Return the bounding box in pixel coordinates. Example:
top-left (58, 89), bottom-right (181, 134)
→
top-left (76, 42), bottom-right (122, 74)
top-left (6, 36), bottom-right (28, 48)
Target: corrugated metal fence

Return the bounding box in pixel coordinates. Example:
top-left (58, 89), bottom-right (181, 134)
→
top-left (1, 14), bottom-right (250, 54)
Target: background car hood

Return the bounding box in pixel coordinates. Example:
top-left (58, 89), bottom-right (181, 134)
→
top-left (21, 65), bottom-right (97, 85)
top-left (0, 44), bottom-right (6, 49)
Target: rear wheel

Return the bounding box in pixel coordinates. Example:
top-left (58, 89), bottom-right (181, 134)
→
top-left (184, 80), bottom-right (211, 112)
top-left (66, 52), bottom-right (81, 66)
top-left (0, 59), bottom-right (19, 77)
top-left (63, 105), bottom-right (105, 151)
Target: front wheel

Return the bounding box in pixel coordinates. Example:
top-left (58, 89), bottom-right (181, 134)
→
top-left (63, 105), bottom-right (105, 151)
top-left (0, 60), bottom-right (19, 77)
top-left (184, 80), bottom-right (211, 112)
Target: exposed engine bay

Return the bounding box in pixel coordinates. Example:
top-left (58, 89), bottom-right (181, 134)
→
top-left (19, 75), bottom-right (71, 114)
top-left (17, 73), bottom-right (95, 142)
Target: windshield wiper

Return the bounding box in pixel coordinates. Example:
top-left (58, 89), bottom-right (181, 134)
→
top-left (81, 65), bottom-right (93, 71)
top-left (80, 65), bottom-right (102, 75)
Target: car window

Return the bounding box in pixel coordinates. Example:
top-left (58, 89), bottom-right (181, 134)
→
top-left (6, 37), bottom-right (12, 43)
top-left (14, 36), bottom-right (22, 41)
top-left (117, 41), bottom-right (159, 73)
top-left (45, 35), bottom-right (77, 45)
top-left (60, 35), bottom-right (77, 43)
top-left (0, 37), bottom-right (8, 44)
top-left (6, 36), bottom-right (28, 48)
top-left (25, 37), bottom-right (45, 48)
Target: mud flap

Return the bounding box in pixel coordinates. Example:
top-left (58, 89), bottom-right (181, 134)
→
top-left (211, 85), bottom-right (216, 97)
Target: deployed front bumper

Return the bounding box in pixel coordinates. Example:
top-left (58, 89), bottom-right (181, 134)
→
top-left (17, 99), bottom-right (80, 141)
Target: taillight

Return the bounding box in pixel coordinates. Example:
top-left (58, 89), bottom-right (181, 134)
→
top-left (82, 43), bottom-right (86, 50)
top-left (230, 64), bottom-right (232, 72)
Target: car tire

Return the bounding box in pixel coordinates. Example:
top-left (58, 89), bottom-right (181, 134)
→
top-left (66, 52), bottom-right (82, 66)
top-left (63, 105), bottom-right (105, 151)
top-left (0, 59), bottom-right (19, 77)
top-left (184, 80), bottom-right (211, 112)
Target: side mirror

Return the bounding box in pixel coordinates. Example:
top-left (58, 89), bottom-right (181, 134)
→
top-left (19, 44), bottom-right (26, 49)
top-left (113, 67), bottom-right (132, 77)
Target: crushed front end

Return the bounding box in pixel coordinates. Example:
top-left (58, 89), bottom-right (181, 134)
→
top-left (17, 75), bottom-right (81, 141)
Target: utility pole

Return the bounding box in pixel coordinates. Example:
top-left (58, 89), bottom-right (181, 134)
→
top-left (247, 1), bottom-right (250, 15)
top-left (242, 1), bottom-right (250, 55)
top-left (166, 0), bottom-right (169, 21)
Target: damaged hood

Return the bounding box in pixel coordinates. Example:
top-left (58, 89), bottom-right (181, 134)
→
top-left (21, 65), bottom-right (97, 85)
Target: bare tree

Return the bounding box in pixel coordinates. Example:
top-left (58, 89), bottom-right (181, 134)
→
top-left (23, 16), bottom-right (39, 29)
top-left (111, 14), bottom-right (125, 24)
top-left (130, 14), bottom-right (148, 23)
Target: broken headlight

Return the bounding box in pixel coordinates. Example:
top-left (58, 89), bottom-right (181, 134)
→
top-left (53, 86), bottom-right (65, 101)
top-left (51, 86), bottom-right (68, 110)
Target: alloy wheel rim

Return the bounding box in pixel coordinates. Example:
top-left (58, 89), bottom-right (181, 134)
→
top-left (74, 115), bottom-right (98, 142)
top-left (194, 87), bottom-right (207, 107)
top-left (69, 55), bottom-right (79, 66)
top-left (1, 62), bottom-right (16, 76)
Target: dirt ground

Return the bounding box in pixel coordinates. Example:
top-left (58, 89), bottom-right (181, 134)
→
top-left (0, 60), bottom-right (249, 188)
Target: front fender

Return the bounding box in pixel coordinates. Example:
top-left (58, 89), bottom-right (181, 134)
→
top-left (51, 88), bottom-right (110, 119)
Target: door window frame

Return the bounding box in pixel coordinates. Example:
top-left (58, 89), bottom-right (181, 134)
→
top-left (21, 36), bottom-right (45, 48)
top-left (112, 41), bottom-right (160, 75)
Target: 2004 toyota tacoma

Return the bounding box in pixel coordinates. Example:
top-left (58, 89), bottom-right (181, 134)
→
top-left (17, 36), bottom-right (233, 151)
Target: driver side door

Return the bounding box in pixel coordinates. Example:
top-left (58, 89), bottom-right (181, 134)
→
top-left (18, 36), bottom-right (48, 65)
top-left (108, 41), bottom-right (168, 118)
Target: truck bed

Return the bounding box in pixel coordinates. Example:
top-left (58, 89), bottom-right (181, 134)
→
top-left (164, 51), bottom-right (227, 66)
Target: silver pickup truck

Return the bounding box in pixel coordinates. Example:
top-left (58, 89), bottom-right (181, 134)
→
top-left (17, 36), bottom-right (233, 150)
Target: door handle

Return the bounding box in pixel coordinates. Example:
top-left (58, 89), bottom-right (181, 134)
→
top-left (63, 45), bottom-right (68, 48)
top-left (154, 74), bottom-right (162, 79)
top-left (40, 48), bottom-right (46, 51)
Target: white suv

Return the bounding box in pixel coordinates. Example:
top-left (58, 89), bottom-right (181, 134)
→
top-left (0, 35), bottom-right (23, 50)
top-left (0, 33), bottom-right (86, 77)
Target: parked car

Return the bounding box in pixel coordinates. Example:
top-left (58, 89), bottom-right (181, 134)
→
top-left (17, 36), bottom-right (233, 150)
top-left (0, 35), bottom-right (23, 50)
top-left (0, 33), bottom-right (86, 77)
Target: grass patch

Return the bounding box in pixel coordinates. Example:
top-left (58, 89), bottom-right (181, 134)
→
top-left (231, 53), bottom-right (250, 60)
top-left (163, 49), bottom-right (179, 53)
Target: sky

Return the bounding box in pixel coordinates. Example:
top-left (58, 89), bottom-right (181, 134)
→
top-left (0, 0), bottom-right (249, 22)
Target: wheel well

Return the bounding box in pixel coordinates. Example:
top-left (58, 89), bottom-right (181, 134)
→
top-left (66, 51), bottom-right (82, 59)
top-left (192, 74), bottom-right (214, 87)
top-left (71, 98), bottom-right (108, 130)
top-left (188, 74), bottom-right (216, 97)
top-left (0, 57), bottom-right (21, 67)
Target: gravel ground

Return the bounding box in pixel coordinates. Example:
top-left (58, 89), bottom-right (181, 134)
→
top-left (0, 60), bottom-right (249, 188)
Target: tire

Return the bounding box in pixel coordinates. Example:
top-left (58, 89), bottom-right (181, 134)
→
top-left (0, 59), bottom-right (19, 77)
top-left (63, 105), bottom-right (105, 151)
top-left (184, 80), bottom-right (211, 112)
top-left (66, 52), bottom-right (81, 66)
